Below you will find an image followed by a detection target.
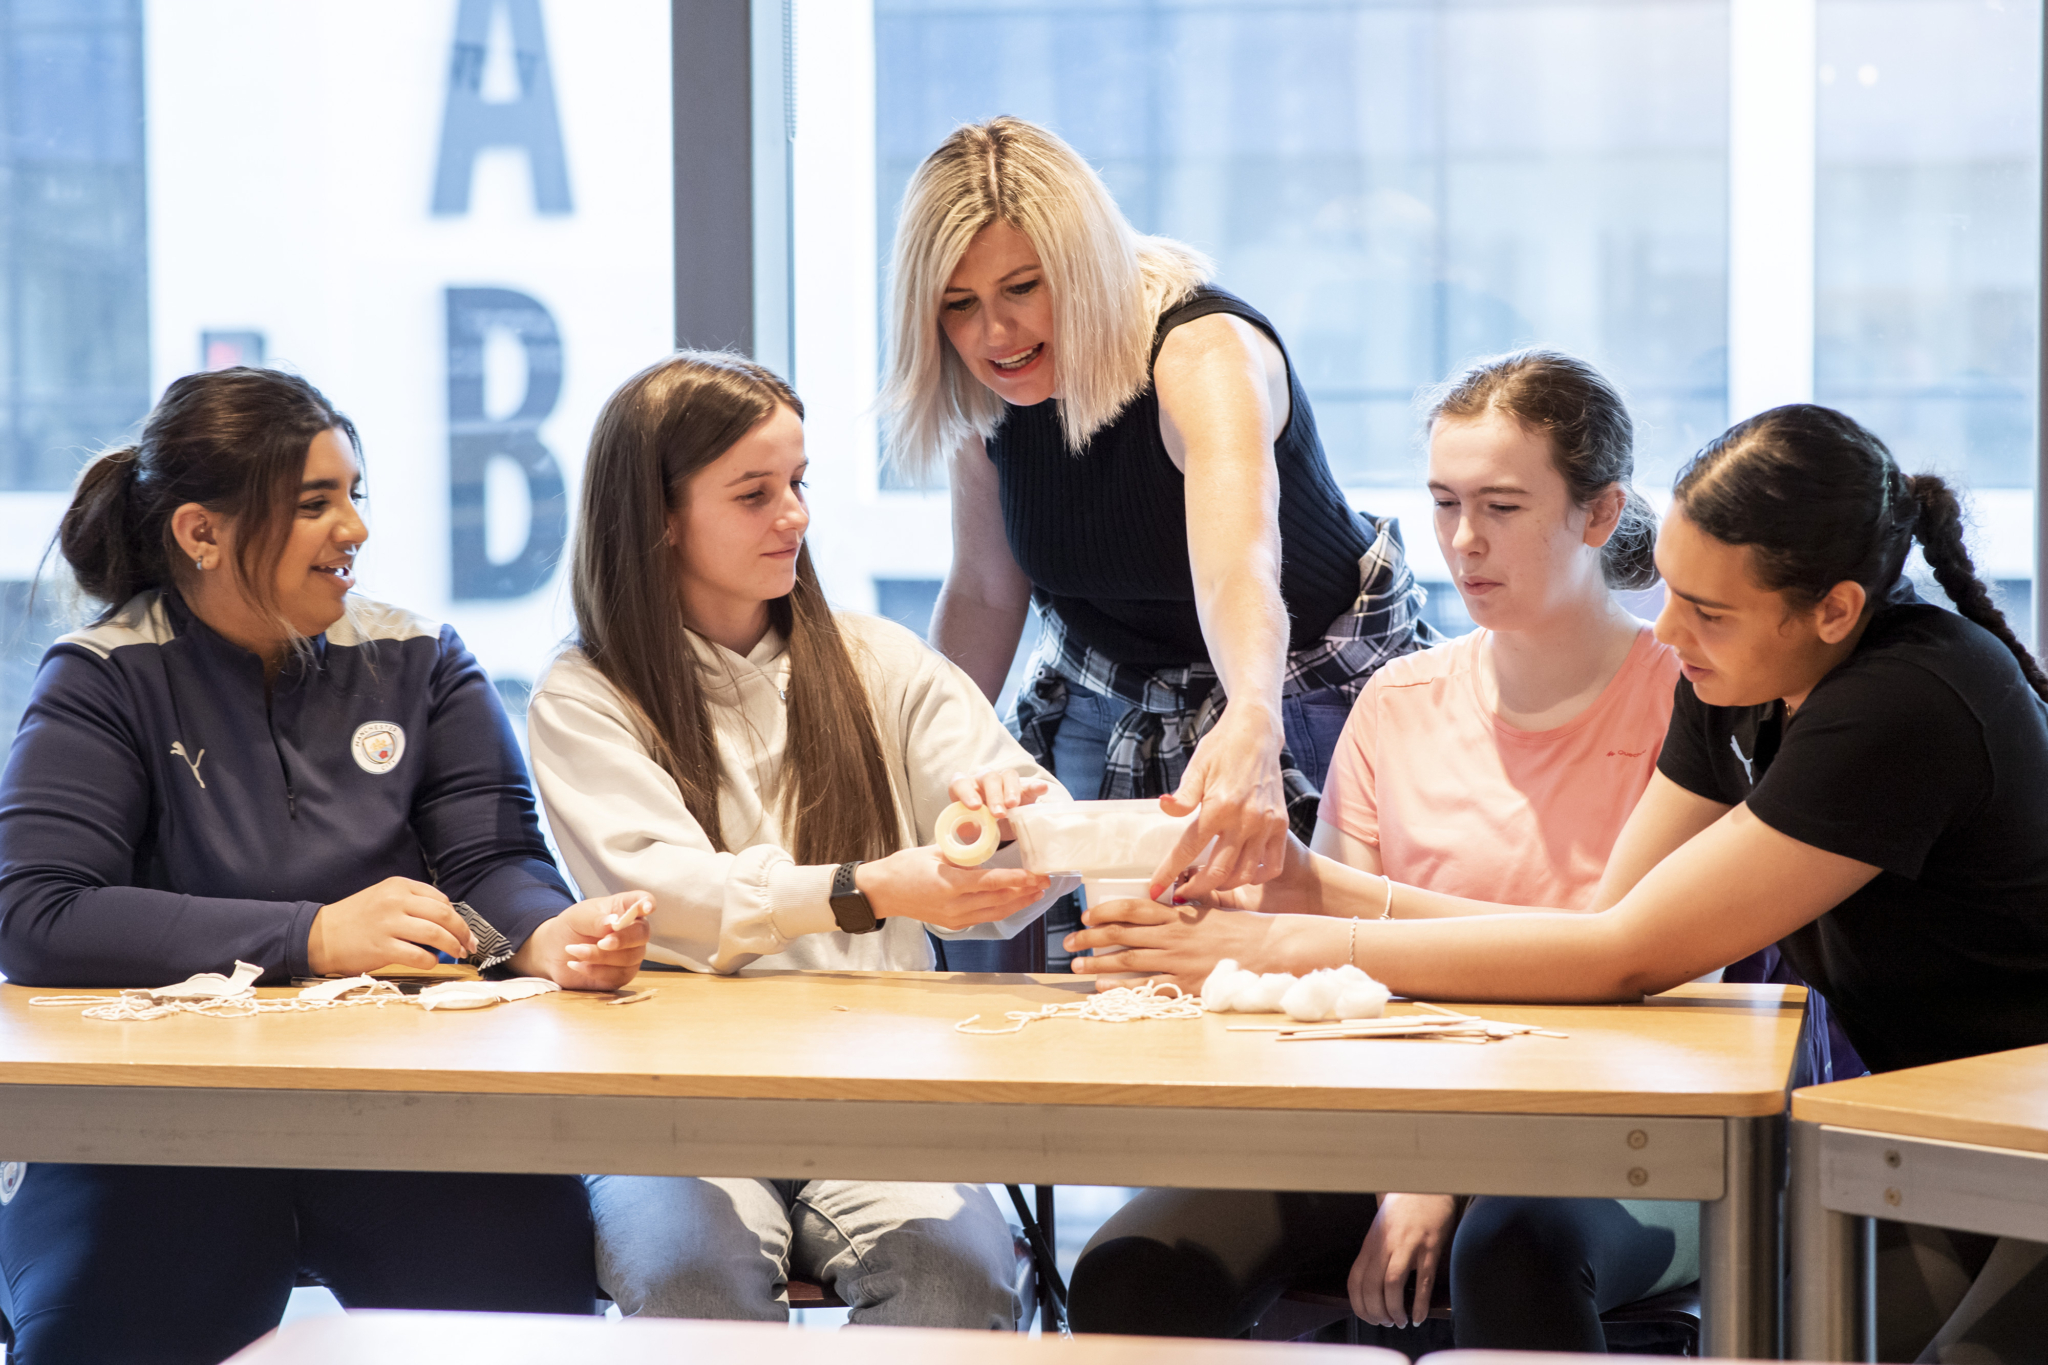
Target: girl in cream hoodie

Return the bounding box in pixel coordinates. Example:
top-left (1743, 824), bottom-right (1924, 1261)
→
top-left (529, 351), bottom-right (1070, 1331)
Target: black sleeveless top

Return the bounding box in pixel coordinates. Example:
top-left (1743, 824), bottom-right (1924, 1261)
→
top-left (987, 287), bottom-right (1370, 669)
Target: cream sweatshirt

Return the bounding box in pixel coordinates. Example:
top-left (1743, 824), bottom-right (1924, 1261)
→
top-left (528, 612), bottom-right (1076, 974)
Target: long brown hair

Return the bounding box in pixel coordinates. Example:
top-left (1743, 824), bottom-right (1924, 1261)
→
top-left (572, 352), bottom-right (904, 862)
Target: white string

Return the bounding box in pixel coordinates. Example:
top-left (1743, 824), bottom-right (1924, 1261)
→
top-left (31, 981), bottom-right (413, 1022)
top-left (28, 975), bottom-right (560, 1022)
top-left (954, 981), bottom-right (1206, 1035)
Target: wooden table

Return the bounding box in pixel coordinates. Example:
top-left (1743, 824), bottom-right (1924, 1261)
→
top-left (223, 1310), bottom-right (1394, 1363)
top-left (0, 971), bottom-right (1805, 1357)
top-left (1787, 1044), bottom-right (2048, 1360)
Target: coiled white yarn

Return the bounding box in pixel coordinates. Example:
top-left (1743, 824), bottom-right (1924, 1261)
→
top-left (1200, 959), bottom-right (1391, 1021)
top-left (955, 981), bottom-right (1206, 1035)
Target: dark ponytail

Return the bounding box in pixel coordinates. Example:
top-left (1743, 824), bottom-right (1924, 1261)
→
top-left (1674, 403), bottom-right (2048, 703)
top-left (55, 368), bottom-right (357, 622)
top-left (1905, 473), bottom-right (2048, 700)
top-left (1428, 348), bottom-right (1658, 590)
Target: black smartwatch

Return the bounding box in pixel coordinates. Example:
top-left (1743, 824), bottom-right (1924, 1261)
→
top-left (829, 860), bottom-right (882, 934)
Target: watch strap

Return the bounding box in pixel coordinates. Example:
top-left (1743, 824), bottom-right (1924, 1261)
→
top-left (829, 860), bottom-right (881, 934)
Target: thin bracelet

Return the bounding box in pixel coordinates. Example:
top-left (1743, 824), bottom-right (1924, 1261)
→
top-left (1347, 915), bottom-right (1359, 967)
top-left (1379, 874), bottom-right (1395, 920)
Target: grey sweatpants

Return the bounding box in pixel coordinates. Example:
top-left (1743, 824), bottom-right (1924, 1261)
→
top-left (585, 1174), bottom-right (1020, 1329)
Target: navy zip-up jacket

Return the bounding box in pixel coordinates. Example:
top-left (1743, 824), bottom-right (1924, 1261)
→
top-left (0, 589), bottom-right (574, 986)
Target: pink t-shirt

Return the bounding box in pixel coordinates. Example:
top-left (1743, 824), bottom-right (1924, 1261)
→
top-left (1320, 626), bottom-right (1681, 909)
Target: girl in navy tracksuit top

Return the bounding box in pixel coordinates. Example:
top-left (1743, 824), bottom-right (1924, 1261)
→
top-left (0, 368), bottom-right (650, 1365)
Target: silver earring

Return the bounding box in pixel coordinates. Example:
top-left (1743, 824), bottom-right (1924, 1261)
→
top-left (193, 554), bottom-right (206, 570)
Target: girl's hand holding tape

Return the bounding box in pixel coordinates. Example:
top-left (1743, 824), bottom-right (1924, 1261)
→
top-left (854, 765), bottom-right (1054, 931)
top-left (854, 850), bottom-right (1051, 932)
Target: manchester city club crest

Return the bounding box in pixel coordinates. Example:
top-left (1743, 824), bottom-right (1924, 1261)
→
top-left (350, 721), bottom-right (406, 775)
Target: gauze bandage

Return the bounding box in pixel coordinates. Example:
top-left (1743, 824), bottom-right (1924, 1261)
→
top-left (1006, 800), bottom-right (1198, 879)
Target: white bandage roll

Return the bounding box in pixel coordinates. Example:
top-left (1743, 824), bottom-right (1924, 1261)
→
top-left (937, 801), bottom-right (1001, 866)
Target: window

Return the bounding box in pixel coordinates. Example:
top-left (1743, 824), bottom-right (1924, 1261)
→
top-left (0, 0), bottom-right (674, 747)
top-left (1816, 0), bottom-right (2040, 643)
top-left (804, 0), bottom-right (2039, 655)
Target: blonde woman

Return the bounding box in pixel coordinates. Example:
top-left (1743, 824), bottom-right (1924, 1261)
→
top-left (883, 117), bottom-right (1433, 963)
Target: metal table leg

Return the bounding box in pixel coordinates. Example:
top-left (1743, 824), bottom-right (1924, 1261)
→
top-left (1701, 1113), bottom-right (1783, 1359)
top-left (1787, 1118), bottom-right (1871, 1360)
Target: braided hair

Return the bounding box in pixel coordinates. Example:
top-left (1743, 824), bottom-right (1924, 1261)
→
top-left (1673, 403), bottom-right (2048, 703)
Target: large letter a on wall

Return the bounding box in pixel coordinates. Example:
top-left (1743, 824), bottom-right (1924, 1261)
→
top-left (433, 0), bottom-right (572, 215)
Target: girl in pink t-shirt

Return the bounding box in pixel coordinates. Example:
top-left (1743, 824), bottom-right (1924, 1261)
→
top-left (1310, 354), bottom-right (1685, 1346)
top-left (1069, 352), bottom-right (1687, 1351)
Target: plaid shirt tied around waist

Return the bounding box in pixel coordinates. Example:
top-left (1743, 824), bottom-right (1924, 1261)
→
top-left (1011, 514), bottom-right (1439, 839)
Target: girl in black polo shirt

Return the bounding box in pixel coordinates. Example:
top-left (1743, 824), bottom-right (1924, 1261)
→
top-left (1071, 404), bottom-right (2048, 1358)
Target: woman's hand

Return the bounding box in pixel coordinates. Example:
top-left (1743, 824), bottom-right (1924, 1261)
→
top-left (1348, 1194), bottom-right (1457, 1327)
top-left (510, 891), bottom-right (654, 991)
top-left (855, 847), bottom-right (1052, 931)
top-left (1064, 898), bottom-right (1277, 988)
top-left (308, 876), bottom-right (476, 975)
top-left (1179, 832), bottom-right (1332, 917)
top-left (1150, 703), bottom-right (1289, 902)
top-left (946, 765), bottom-right (1051, 841)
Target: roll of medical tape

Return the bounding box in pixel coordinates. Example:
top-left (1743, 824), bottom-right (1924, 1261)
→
top-left (937, 800), bottom-right (1001, 866)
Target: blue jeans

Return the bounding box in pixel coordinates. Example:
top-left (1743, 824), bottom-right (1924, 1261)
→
top-left (1038, 682), bottom-right (1356, 971)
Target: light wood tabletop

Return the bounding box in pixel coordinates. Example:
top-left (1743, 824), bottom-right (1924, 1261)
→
top-left (223, 1311), bottom-right (1391, 1364)
top-left (1792, 1042), bottom-right (2048, 1152)
top-left (0, 971), bottom-right (1804, 1116)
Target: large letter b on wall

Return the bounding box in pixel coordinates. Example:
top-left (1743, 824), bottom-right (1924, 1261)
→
top-left (447, 287), bottom-right (568, 600)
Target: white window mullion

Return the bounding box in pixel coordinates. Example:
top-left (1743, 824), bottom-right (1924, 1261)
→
top-left (1728, 0), bottom-right (1817, 425)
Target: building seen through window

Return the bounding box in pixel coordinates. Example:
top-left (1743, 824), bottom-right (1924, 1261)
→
top-left (852, 0), bottom-right (2037, 652)
top-left (0, 0), bottom-right (2036, 760)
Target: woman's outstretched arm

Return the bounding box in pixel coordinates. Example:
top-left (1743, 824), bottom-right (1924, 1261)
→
top-left (1148, 314), bottom-right (1294, 900)
top-left (1068, 802), bottom-right (1877, 1001)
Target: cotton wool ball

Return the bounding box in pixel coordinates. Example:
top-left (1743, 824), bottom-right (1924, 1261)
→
top-left (1239, 972), bottom-right (1296, 1014)
top-left (1281, 968), bottom-right (1343, 1021)
top-left (1202, 959), bottom-right (1250, 1013)
top-left (1331, 966), bottom-right (1391, 1020)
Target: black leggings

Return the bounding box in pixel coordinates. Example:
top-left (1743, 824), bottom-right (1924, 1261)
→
top-left (1069, 1188), bottom-right (1677, 1349)
top-left (0, 1164), bottom-right (595, 1365)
